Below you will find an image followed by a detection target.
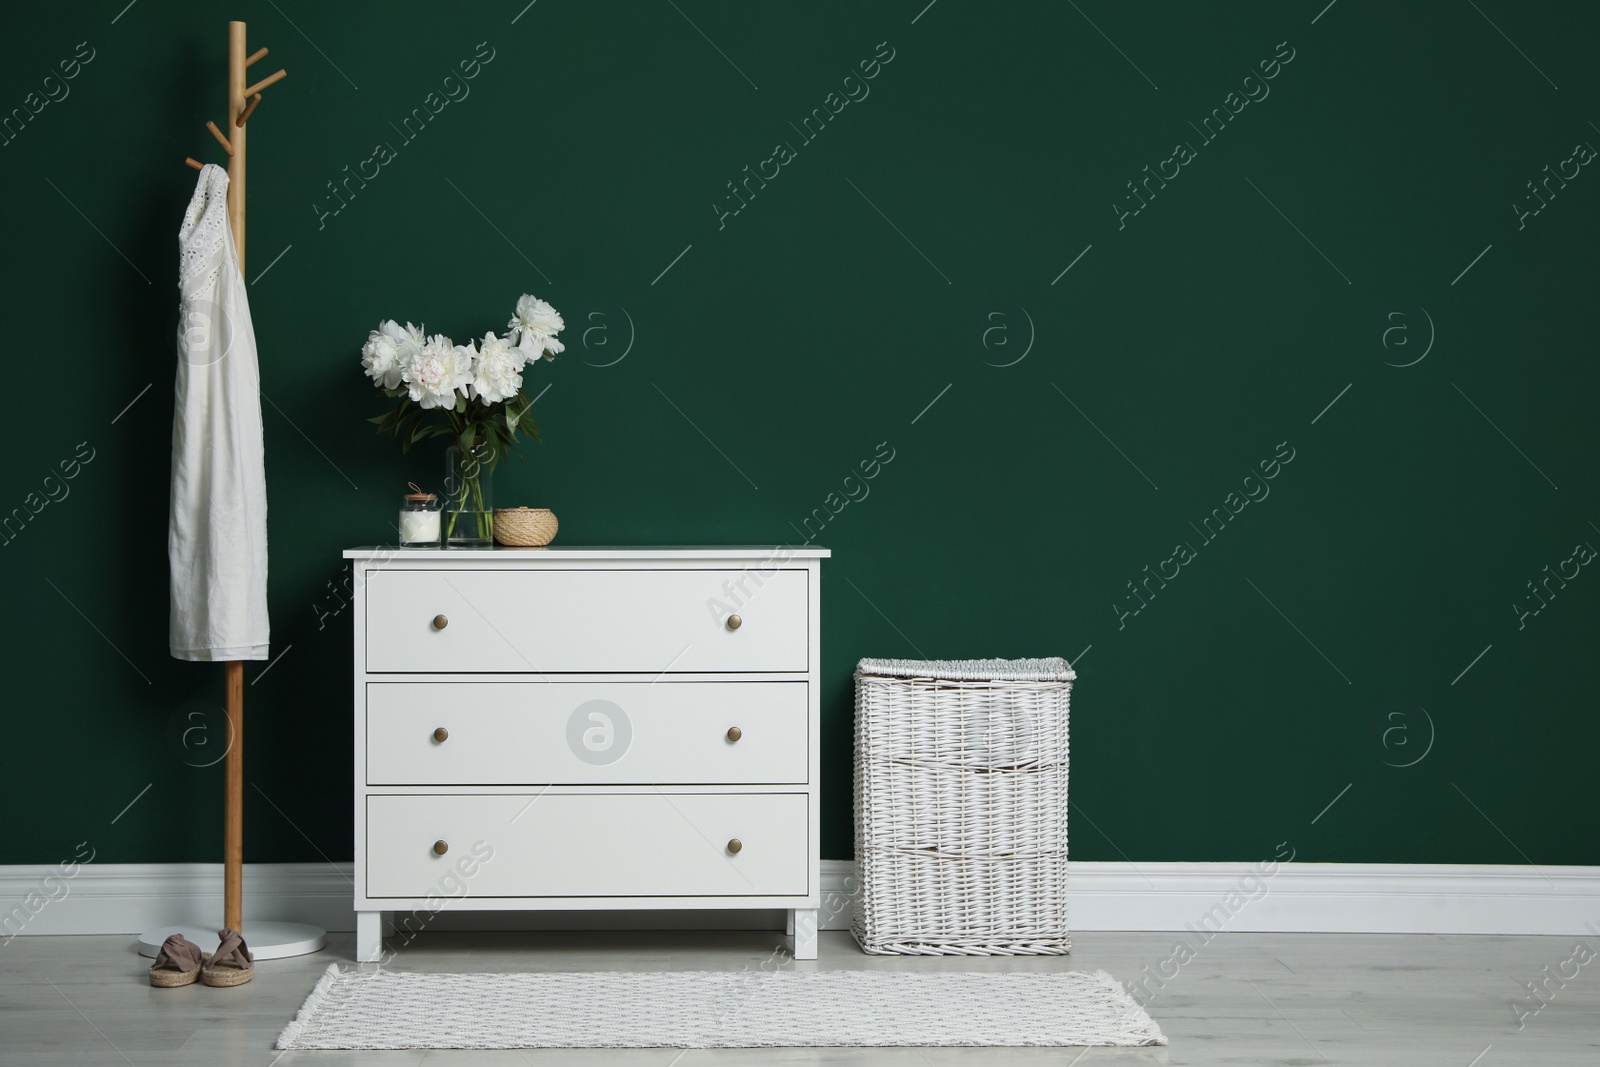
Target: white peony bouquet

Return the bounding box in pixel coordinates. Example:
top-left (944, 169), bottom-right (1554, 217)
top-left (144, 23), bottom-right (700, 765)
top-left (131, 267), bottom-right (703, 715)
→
top-left (363, 294), bottom-right (563, 540)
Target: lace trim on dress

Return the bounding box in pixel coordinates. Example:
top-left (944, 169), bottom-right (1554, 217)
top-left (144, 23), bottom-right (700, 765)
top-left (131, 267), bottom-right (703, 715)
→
top-left (179, 164), bottom-right (234, 287)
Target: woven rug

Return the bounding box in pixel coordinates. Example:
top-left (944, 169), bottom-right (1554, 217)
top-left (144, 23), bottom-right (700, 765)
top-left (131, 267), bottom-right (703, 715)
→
top-left (276, 965), bottom-right (1166, 1049)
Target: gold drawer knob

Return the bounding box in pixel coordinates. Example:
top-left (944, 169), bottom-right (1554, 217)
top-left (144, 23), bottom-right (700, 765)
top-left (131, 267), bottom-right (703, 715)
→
top-left (726, 614), bottom-right (742, 630)
top-left (726, 726), bottom-right (742, 742)
top-left (726, 838), bottom-right (743, 855)
top-left (433, 727), bottom-right (449, 743)
top-left (432, 614), bottom-right (449, 630)
top-left (433, 840), bottom-right (449, 856)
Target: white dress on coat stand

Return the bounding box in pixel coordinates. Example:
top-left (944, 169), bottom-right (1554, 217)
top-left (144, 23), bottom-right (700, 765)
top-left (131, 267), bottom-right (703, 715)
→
top-left (145, 166), bottom-right (322, 963)
top-left (145, 167), bottom-right (326, 959)
top-left (169, 163), bottom-right (269, 662)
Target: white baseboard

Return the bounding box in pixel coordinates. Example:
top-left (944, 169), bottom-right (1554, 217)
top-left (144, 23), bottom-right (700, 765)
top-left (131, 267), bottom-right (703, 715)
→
top-left (1060, 861), bottom-right (1600, 936)
top-left (4, 860), bottom-right (1597, 939)
top-left (0, 862), bottom-right (356, 939)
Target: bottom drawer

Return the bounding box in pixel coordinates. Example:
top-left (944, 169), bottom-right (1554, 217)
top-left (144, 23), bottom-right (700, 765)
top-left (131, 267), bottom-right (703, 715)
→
top-left (365, 793), bottom-right (808, 898)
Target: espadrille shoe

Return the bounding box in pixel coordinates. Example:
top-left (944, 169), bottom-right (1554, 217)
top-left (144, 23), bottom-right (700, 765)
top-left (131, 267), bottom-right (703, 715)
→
top-left (148, 934), bottom-right (207, 987)
top-left (201, 928), bottom-right (254, 987)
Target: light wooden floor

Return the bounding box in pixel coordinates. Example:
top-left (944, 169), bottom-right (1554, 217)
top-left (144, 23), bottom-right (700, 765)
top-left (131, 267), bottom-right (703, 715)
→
top-left (3, 929), bottom-right (1596, 1065)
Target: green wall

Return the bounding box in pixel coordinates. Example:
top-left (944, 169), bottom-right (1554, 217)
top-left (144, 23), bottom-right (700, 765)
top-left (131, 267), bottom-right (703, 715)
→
top-left (3, 1), bottom-right (1597, 869)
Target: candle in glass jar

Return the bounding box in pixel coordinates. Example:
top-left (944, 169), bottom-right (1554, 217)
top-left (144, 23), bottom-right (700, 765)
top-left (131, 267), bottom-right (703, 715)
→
top-left (399, 484), bottom-right (442, 545)
top-left (399, 508), bottom-right (440, 544)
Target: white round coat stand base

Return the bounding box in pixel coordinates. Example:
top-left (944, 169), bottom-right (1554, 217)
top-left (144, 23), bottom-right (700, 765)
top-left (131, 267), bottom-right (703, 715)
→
top-left (137, 921), bottom-right (327, 960)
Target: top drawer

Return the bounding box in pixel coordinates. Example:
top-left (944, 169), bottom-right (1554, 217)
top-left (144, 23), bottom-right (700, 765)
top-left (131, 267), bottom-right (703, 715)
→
top-left (364, 568), bottom-right (808, 673)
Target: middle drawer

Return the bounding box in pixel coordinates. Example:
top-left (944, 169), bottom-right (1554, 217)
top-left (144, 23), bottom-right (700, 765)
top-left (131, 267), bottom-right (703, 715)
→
top-left (367, 681), bottom-right (808, 785)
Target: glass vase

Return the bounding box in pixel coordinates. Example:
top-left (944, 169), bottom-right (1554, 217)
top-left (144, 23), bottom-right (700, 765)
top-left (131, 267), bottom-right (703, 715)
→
top-left (443, 443), bottom-right (495, 546)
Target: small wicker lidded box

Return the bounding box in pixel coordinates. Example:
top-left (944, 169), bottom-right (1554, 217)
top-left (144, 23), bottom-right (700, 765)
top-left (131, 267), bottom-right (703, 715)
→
top-left (492, 507), bottom-right (558, 547)
top-left (853, 657), bottom-right (1074, 955)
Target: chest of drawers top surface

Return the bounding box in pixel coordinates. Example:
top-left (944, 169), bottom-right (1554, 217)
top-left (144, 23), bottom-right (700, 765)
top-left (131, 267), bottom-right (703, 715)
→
top-left (344, 545), bottom-right (831, 560)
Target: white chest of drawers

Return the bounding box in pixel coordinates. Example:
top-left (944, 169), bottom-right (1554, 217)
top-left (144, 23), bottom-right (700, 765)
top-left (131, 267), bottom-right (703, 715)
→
top-left (344, 545), bottom-right (828, 962)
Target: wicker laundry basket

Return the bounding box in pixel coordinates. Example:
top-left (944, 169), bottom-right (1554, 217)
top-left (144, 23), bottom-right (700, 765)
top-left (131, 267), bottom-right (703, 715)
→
top-left (853, 657), bottom-right (1074, 955)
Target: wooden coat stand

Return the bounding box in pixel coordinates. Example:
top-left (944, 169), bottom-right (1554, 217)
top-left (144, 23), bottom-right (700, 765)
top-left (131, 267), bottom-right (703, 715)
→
top-left (143, 23), bottom-right (322, 962)
top-left (190, 22), bottom-right (286, 937)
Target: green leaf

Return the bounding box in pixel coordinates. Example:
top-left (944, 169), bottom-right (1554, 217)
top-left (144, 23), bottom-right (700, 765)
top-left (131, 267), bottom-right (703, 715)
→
top-left (454, 392), bottom-right (467, 414)
top-left (404, 415), bottom-right (425, 448)
top-left (372, 407), bottom-right (406, 437)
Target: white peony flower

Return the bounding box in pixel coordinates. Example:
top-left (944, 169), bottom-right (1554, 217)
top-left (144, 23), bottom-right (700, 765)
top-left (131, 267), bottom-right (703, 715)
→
top-left (360, 319), bottom-right (421, 390)
top-left (507, 294), bottom-right (564, 358)
top-left (468, 331), bottom-right (527, 405)
top-left (539, 334), bottom-right (564, 361)
top-left (394, 321), bottom-right (425, 357)
top-left (403, 333), bottom-right (473, 409)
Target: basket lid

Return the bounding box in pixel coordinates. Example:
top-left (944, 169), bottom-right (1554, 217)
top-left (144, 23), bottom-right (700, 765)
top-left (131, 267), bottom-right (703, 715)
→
top-left (855, 657), bottom-right (1076, 682)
